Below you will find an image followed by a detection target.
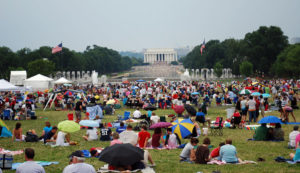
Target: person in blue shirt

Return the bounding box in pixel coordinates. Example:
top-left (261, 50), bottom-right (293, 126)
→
top-left (39, 121), bottom-right (52, 140)
top-left (116, 122), bottom-right (126, 134)
top-left (219, 139), bottom-right (241, 163)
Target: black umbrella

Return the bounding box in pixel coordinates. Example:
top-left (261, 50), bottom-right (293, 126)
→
top-left (144, 105), bottom-right (157, 111)
top-left (99, 143), bottom-right (144, 166)
top-left (184, 104), bottom-right (197, 116)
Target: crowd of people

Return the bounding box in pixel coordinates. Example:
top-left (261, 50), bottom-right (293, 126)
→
top-left (1, 78), bottom-right (300, 172)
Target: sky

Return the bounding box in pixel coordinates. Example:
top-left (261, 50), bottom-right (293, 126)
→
top-left (0, 0), bottom-right (299, 52)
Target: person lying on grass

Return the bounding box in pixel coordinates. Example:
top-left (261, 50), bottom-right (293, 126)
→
top-left (44, 126), bottom-right (58, 144)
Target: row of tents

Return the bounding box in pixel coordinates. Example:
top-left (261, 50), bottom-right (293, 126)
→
top-left (1, 74), bottom-right (72, 92)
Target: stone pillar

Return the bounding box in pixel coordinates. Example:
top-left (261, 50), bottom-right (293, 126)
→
top-left (196, 69), bottom-right (199, 79)
top-left (77, 71), bottom-right (80, 79)
top-left (206, 69), bottom-right (209, 80)
top-left (210, 69), bottom-right (214, 79)
top-left (191, 69), bottom-right (195, 79)
top-left (62, 71), bottom-right (66, 78)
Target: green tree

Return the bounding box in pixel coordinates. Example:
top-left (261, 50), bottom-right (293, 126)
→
top-left (170, 61), bottom-right (179, 65)
top-left (272, 44), bottom-right (300, 78)
top-left (243, 26), bottom-right (288, 75)
top-left (239, 61), bottom-right (253, 77)
top-left (27, 59), bottom-right (55, 77)
top-left (214, 62), bottom-right (223, 78)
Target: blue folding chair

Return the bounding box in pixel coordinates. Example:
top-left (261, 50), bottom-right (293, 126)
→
top-left (3, 110), bottom-right (11, 120)
top-left (118, 111), bottom-right (130, 121)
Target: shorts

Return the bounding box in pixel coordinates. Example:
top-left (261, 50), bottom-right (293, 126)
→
top-left (196, 116), bottom-right (205, 123)
top-left (241, 109), bottom-right (247, 116)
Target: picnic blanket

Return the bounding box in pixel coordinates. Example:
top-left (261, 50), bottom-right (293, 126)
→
top-left (0, 148), bottom-right (23, 155)
top-left (87, 105), bottom-right (103, 119)
top-left (145, 146), bottom-right (178, 150)
top-left (274, 156), bottom-right (300, 164)
top-left (97, 164), bottom-right (155, 173)
top-left (207, 160), bottom-right (257, 165)
top-left (12, 161), bottom-right (59, 170)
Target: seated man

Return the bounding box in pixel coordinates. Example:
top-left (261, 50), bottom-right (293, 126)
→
top-left (150, 113), bottom-right (160, 124)
top-left (63, 150), bottom-right (96, 173)
top-left (100, 123), bottom-right (112, 141)
top-left (133, 107), bottom-right (142, 119)
top-left (119, 125), bottom-right (138, 146)
top-left (43, 126), bottom-right (58, 144)
top-left (179, 137), bottom-right (199, 162)
top-left (289, 126), bottom-right (300, 148)
top-left (253, 123), bottom-right (268, 141)
top-left (16, 148), bottom-right (45, 173)
top-left (219, 139), bottom-right (241, 163)
top-left (55, 131), bottom-right (76, 146)
top-left (116, 122), bottom-right (126, 134)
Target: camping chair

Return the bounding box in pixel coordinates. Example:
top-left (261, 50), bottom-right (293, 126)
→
top-left (118, 111), bottom-right (130, 121)
top-left (160, 116), bottom-right (166, 122)
top-left (3, 110), bottom-right (11, 120)
top-left (210, 117), bottom-right (224, 136)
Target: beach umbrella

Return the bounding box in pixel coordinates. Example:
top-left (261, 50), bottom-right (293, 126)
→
top-left (122, 80), bottom-right (130, 84)
top-left (99, 143), bottom-right (144, 166)
top-left (132, 86), bottom-right (139, 89)
top-left (171, 119), bottom-right (194, 139)
top-left (191, 92), bottom-right (200, 95)
top-left (58, 120), bottom-right (80, 133)
top-left (136, 79), bottom-right (145, 82)
top-left (79, 120), bottom-right (99, 127)
top-left (262, 93), bottom-right (271, 98)
top-left (64, 91), bottom-right (73, 96)
top-left (251, 92), bottom-right (261, 96)
top-left (239, 89), bottom-right (251, 95)
top-left (252, 82), bottom-right (259, 85)
top-left (173, 105), bottom-right (185, 114)
top-left (150, 122), bottom-right (173, 129)
top-left (184, 104), bottom-right (197, 116)
top-left (258, 116), bottom-right (282, 124)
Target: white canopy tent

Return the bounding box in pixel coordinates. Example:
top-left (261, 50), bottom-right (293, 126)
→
top-left (10, 71), bottom-right (27, 86)
top-left (0, 79), bottom-right (19, 91)
top-left (154, 78), bottom-right (164, 82)
top-left (24, 74), bottom-right (53, 91)
top-left (54, 77), bottom-right (72, 84)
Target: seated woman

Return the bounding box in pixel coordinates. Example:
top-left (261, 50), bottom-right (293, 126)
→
top-left (230, 109), bottom-right (241, 128)
top-left (165, 128), bottom-right (181, 149)
top-left (82, 127), bottom-right (99, 141)
top-left (12, 122), bottom-right (25, 141)
top-left (273, 123), bottom-right (284, 141)
top-left (194, 137), bottom-right (211, 164)
top-left (151, 128), bottom-right (165, 148)
top-left (209, 142), bottom-right (225, 160)
top-left (39, 121), bottom-right (52, 139)
top-left (110, 132), bottom-right (123, 146)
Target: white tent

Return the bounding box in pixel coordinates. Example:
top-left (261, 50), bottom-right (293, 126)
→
top-left (10, 71), bottom-right (27, 86)
top-left (24, 74), bottom-right (53, 91)
top-left (0, 79), bottom-right (19, 91)
top-left (54, 77), bottom-right (72, 84)
top-left (154, 78), bottom-right (164, 82)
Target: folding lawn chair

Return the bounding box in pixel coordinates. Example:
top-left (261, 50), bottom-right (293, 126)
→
top-left (3, 109), bottom-right (11, 120)
top-left (118, 111), bottom-right (130, 121)
top-left (210, 117), bottom-right (224, 136)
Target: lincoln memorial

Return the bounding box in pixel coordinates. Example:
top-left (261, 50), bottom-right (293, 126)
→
top-left (144, 48), bottom-right (178, 64)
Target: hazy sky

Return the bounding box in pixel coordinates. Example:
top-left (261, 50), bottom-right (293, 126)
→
top-left (1, 0), bottom-right (299, 52)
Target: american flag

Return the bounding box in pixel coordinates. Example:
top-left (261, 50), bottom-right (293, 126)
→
top-left (52, 43), bottom-right (63, 54)
top-left (200, 40), bottom-right (205, 55)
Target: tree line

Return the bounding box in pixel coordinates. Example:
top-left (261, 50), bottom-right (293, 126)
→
top-left (0, 45), bottom-right (143, 79)
top-left (182, 26), bottom-right (300, 78)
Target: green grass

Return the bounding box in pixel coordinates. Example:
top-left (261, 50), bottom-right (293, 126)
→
top-left (1, 104), bottom-right (300, 173)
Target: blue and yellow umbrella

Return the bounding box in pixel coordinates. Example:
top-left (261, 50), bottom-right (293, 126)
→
top-left (171, 119), bottom-right (194, 139)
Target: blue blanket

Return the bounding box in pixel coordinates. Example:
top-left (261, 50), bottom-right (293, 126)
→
top-left (12, 161), bottom-right (59, 170)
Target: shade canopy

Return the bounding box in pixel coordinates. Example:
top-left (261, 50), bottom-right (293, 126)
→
top-left (0, 79), bottom-right (19, 91)
top-left (54, 77), bottom-right (72, 84)
top-left (154, 78), bottom-right (163, 82)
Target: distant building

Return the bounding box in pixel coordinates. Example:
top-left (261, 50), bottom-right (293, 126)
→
top-left (290, 37), bottom-right (300, 44)
top-left (144, 48), bottom-right (178, 64)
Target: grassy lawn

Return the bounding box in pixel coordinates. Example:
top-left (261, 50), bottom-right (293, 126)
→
top-left (1, 104), bottom-right (300, 173)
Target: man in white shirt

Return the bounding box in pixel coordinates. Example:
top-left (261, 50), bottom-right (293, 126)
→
top-left (289, 126), bottom-right (300, 148)
top-left (63, 150), bottom-right (96, 173)
top-left (150, 113), bottom-right (160, 124)
top-left (133, 107), bottom-right (142, 119)
top-left (16, 148), bottom-right (45, 173)
top-left (119, 125), bottom-right (138, 146)
top-left (82, 127), bottom-right (99, 141)
top-left (247, 96), bottom-right (257, 124)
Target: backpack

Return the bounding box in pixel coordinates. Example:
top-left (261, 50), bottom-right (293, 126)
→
top-left (25, 132), bottom-right (39, 142)
top-left (0, 154), bottom-right (13, 169)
